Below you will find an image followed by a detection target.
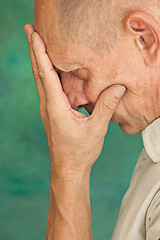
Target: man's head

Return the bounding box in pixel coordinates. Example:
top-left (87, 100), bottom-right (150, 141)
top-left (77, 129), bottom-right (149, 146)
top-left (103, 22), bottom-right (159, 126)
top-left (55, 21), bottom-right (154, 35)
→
top-left (34, 0), bottom-right (160, 134)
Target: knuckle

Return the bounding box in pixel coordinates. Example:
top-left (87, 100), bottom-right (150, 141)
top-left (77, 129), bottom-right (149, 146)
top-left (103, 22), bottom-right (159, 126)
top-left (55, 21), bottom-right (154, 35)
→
top-left (38, 70), bottom-right (47, 84)
top-left (32, 65), bottom-right (38, 79)
top-left (39, 104), bottom-right (43, 116)
top-left (102, 98), bottom-right (117, 112)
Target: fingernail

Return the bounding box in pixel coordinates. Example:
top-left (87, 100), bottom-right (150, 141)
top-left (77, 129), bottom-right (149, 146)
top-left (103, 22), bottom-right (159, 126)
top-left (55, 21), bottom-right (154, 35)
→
top-left (23, 25), bottom-right (28, 36)
top-left (114, 85), bottom-right (126, 98)
top-left (31, 32), bottom-right (36, 42)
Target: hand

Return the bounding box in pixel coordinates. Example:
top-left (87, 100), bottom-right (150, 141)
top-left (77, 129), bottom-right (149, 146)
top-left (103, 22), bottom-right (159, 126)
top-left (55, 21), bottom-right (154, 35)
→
top-left (23, 24), bottom-right (126, 176)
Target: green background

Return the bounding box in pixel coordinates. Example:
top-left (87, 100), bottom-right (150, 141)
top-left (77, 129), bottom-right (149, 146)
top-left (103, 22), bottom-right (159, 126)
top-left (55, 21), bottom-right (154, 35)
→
top-left (0, 1), bottom-right (143, 239)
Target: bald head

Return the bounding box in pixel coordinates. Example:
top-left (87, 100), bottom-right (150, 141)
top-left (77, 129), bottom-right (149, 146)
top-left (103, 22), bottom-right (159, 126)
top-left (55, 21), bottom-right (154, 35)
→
top-left (34, 0), bottom-right (160, 54)
top-left (33, 0), bottom-right (160, 135)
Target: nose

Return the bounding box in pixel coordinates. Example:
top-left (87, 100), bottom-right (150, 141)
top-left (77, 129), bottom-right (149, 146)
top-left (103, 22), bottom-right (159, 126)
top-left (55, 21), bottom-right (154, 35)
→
top-left (66, 91), bottom-right (90, 111)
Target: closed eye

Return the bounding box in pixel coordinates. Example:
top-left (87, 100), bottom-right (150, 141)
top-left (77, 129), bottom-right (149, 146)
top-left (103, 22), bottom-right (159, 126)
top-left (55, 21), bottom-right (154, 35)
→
top-left (53, 64), bottom-right (78, 75)
top-left (53, 64), bottom-right (88, 81)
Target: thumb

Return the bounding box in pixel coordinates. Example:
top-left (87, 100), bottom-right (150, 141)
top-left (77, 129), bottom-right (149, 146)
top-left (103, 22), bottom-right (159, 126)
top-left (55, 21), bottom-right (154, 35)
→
top-left (89, 85), bottom-right (126, 136)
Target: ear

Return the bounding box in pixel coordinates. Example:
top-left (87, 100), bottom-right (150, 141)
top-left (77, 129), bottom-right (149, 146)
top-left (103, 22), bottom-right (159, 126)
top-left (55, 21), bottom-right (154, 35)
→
top-left (125, 11), bottom-right (160, 66)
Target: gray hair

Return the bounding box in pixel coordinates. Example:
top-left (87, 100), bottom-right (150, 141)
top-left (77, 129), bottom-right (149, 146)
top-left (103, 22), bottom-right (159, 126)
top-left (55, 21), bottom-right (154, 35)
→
top-left (57, 0), bottom-right (160, 55)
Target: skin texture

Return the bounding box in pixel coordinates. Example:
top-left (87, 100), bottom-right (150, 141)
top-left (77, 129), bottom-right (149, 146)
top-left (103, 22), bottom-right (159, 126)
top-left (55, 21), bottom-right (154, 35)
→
top-left (23, 1), bottom-right (160, 239)
top-left (34, 0), bottom-right (160, 135)
top-left (23, 24), bottom-right (126, 240)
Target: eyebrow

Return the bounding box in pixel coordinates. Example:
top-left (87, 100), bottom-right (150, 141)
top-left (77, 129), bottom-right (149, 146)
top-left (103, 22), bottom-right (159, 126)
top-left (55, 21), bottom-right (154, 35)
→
top-left (53, 63), bottom-right (83, 74)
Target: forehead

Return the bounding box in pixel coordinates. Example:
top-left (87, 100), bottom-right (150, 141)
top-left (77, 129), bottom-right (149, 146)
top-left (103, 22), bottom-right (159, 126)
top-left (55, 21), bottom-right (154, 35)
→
top-left (34, 0), bottom-right (113, 72)
top-left (46, 40), bottom-right (100, 72)
top-left (34, 7), bottom-right (102, 70)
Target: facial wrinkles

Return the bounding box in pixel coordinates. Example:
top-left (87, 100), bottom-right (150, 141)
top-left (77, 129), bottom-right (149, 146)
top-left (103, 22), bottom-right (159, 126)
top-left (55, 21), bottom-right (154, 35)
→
top-left (35, 1), bottom-right (135, 103)
top-left (35, 2), bottom-right (117, 89)
top-left (147, 68), bottom-right (160, 119)
top-left (46, 39), bottom-right (96, 70)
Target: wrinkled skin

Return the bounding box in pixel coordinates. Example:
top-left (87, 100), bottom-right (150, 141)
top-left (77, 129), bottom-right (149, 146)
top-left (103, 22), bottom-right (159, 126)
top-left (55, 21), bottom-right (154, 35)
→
top-left (34, 0), bottom-right (160, 135)
top-left (23, 2), bottom-right (160, 239)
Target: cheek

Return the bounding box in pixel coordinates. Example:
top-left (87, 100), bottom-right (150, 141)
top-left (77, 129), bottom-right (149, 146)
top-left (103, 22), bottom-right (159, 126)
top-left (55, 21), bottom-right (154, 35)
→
top-left (60, 73), bottom-right (79, 94)
top-left (60, 72), bottom-right (86, 97)
top-left (83, 81), bottom-right (106, 104)
top-left (83, 72), bottom-right (120, 104)
top-left (61, 73), bottom-right (101, 104)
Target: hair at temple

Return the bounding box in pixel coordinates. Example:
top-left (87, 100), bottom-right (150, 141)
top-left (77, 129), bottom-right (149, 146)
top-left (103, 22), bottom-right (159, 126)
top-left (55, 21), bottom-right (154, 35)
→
top-left (57, 0), bottom-right (160, 55)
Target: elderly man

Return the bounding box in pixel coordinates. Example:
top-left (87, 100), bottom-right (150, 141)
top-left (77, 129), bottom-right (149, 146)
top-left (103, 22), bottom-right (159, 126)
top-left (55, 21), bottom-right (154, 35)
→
top-left (23, 0), bottom-right (160, 239)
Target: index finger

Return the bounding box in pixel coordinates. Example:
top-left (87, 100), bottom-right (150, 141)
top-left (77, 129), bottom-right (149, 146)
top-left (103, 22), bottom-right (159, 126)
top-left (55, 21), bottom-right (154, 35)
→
top-left (23, 24), bottom-right (46, 102)
top-left (31, 32), bottom-right (64, 104)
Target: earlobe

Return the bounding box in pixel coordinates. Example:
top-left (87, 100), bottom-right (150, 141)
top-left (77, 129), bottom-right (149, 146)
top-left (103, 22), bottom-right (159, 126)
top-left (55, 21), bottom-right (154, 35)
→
top-left (125, 11), bottom-right (160, 66)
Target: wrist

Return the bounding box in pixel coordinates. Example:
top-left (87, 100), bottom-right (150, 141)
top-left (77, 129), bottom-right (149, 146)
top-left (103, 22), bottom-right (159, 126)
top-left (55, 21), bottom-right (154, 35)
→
top-left (47, 164), bottom-right (92, 240)
top-left (49, 165), bottom-right (91, 216)
top-left (50, 163), bottom-right (91, 183)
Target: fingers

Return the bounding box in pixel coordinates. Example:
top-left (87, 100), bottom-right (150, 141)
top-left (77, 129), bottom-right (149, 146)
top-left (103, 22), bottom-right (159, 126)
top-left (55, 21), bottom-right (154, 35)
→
top-left (23, 24), bottom-right (46, 103)
top-left (89, 85), bottom-right (126, 136)
top-left (31, 32), bottom-right (64, 105)
top-left (23, 24), bottom-right (51, 142)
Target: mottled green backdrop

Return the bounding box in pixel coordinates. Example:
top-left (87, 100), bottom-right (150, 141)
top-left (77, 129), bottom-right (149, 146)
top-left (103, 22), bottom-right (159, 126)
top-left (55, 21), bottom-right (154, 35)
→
top-left (0, 1), bottom-right (143, 239)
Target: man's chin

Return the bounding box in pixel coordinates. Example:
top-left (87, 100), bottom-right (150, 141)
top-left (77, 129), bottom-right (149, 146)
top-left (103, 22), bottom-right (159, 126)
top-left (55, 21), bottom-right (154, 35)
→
top-left (110, 114), bottom-right (145, 135)
top-left (110, 114), bottom-right (123, 124)
top-left (87, 107), bottom-right (146, 135)
top-left (118, 119), bottom-right (149, 135)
